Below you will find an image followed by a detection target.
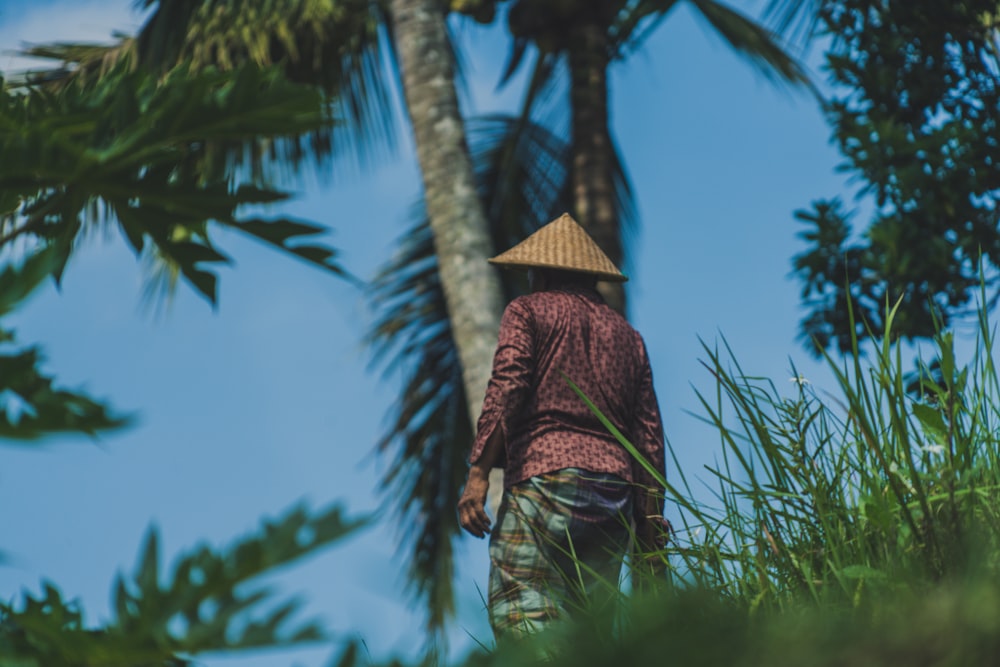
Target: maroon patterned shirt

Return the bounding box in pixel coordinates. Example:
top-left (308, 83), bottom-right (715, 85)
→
top-left (469, 286), bottom-right (665, 490)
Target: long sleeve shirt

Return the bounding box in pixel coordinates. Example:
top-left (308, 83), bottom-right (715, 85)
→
top-left (469, 286), bottom-right (665, 492)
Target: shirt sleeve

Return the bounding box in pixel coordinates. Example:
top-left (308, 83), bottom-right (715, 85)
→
top-left (630, 338), bottom-right (665, 496)
top-left (469, 299), bottom-right (535, 467)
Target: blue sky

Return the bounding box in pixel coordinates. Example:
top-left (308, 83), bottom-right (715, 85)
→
top-left (0, 0), bottom-right (854, 664)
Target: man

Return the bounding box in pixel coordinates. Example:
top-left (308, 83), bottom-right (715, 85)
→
top-left (457, 213), bottom-right (667, 639)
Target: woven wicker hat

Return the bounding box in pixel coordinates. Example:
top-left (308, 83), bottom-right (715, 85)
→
top-left (488, 213), bottom-right (627, 282)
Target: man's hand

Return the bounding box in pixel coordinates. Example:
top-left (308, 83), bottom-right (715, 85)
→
top-left (636, 515), bottom-right (673, 551)
top-left (458, 466), bottom-right (492, 538)
top-left (634, 487), bottom-right (671, 552)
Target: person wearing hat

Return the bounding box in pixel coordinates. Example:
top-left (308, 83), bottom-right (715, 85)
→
top-left (457, 213), bottom-right (667, 639)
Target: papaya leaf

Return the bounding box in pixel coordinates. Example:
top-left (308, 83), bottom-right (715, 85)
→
top-left (232, 217), bottom-right (349, 279)
top-left (0, 504), bottom-right (368, 665)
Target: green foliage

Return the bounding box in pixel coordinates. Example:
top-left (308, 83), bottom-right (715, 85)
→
top-left (0, 34), bottom-right (369, 666)
top-left (657, 301), bottom-right (1000, 617)
top-left (793, 0), bottom-right (1000, 353)
top-left (0, 63), bottom-right (346, 305)
top-left (0, 503), bottom-right (366, 667)
top-left (441, 580), bottom-right (1000, 667)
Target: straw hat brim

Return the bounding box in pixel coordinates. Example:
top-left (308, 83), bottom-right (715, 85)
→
top-left (488, 213), bottom-right (627, 283)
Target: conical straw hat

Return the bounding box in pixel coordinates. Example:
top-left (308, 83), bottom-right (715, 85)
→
top-left (489, 213), bottom-right (627, 282)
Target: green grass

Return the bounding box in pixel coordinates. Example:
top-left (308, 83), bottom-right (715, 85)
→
top-left (446, 298), bottom-right (1000, 666)
top-left (657, 299), bottom-right (1000, 615)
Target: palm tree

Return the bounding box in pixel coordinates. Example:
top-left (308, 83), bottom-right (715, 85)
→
top-left (137, 0), bottom-right (507, 425)
top-left (386, 0), bottom-right (506, 427)
top-left (500, 0), bottom-right (811, 313)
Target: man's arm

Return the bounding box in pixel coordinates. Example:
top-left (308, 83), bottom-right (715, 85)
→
top-left (465, 300), bottom-right (534, 469)
top-left (458, 425), bottom-right (503, 538)
top-left (459, 300), bottom-right (535, 539)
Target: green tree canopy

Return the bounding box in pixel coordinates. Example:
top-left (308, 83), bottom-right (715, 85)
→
top-left (793, 0), bottom-right (1000, 354)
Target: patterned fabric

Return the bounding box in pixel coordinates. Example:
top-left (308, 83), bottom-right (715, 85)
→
top-left (470, 286), bottom-right (664, 490)
top-left (488, 468), bottom-right (633, 639)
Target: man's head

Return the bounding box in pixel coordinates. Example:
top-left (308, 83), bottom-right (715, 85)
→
top-left (527, 268), bottom-right (598, 293)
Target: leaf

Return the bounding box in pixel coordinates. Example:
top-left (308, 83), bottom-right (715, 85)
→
top-left (912, 403), bottom-right (947, 445)
top-left (233, 217), bottom-right (348, 278)
top-left (136, 528), bottom-right (160, 595)
top-left (1, 504), bottom-right (367, 665)
top-left (837, 564), bottom-right (888, 581)
top-left (0, 248), bottom-right (60, 317)
top-left (687, 0), bottom-right (810, 88)
top-left (1, 62), bottom-right (349, 305)
top-left (0, 304), bottom-right (129, 441)
top-left (165, 240), bottom-right (230, 305)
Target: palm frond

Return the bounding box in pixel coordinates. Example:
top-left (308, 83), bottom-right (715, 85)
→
top-left (762, 0), bottom-right (823, 45)
top-left (135, 0), bottom-right (397, 168)
top-left (609, 0), bottom-right (684, 60)
top-left (686, 0), bottom-right (811, 89)
top-left (11, 34), bottom-right (138, 89)
top-left (367, 213), bottom-right (470, 638)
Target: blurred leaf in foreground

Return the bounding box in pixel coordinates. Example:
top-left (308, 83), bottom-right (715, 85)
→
top-left (0, 244), bottom-right (126, 442)
top-left (0, 503), bottom-right (367, 666)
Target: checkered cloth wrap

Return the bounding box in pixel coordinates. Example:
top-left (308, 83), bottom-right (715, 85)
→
top-left (488, 467), bottom-right (633, 638)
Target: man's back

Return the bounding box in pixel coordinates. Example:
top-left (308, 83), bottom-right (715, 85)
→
top-left (473, 285), bottom-right (663, 489)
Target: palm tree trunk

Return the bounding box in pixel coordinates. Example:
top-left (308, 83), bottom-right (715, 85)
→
top-left (389, 0), bottom-right (505, 424)
top-left (568, 19), bottom-right (626, 315)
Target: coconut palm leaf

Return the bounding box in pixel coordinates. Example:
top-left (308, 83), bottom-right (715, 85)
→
top-left (366, 213), bottom-right (471, 641)
top-left (11, 35), bottom-right (138, 88)
top-left (609, 0), bottom-right (684, 60)
top-left (684, 0), bottom-right (809, 87)
top-left (500, 0), bottom-right (809, 98)
top-left (762, 0), bottom-right (823, 43)
top-left (366, 113), bottom-right (636, 635)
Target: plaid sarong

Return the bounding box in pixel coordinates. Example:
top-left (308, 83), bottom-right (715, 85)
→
top-left (488, 467), bottom-right (633, 639)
